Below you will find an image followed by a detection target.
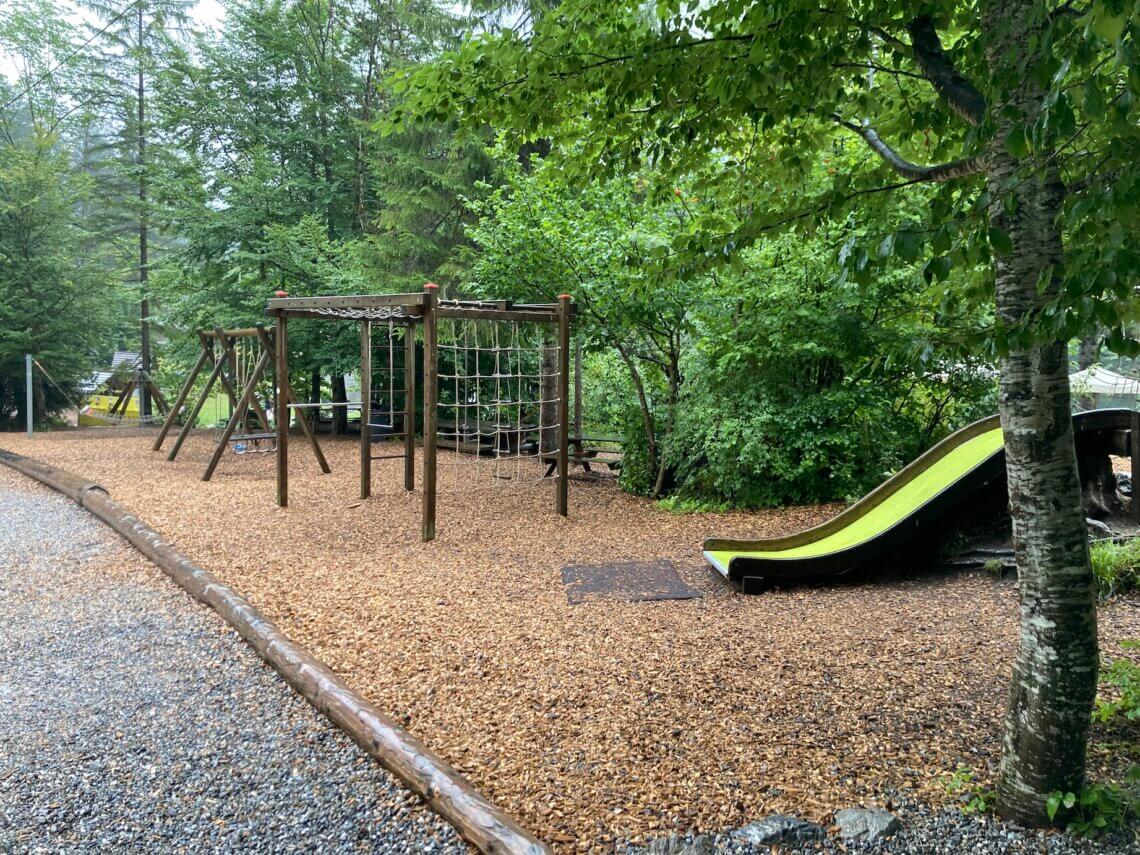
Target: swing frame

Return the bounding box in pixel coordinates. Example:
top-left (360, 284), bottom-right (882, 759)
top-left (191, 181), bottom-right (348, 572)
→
top-left (265, 285), bottom-right (573, 541)
top-left (152, 325), bottom-right (329, 481)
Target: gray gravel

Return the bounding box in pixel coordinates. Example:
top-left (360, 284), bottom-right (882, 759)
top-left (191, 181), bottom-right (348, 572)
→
top-left (0, 470), bottom-right (465, 854)
top-left (635, 796), bottom-right (1139, 854)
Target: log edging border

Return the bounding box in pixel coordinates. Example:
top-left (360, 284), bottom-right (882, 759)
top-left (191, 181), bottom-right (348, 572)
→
top-left (0, 447), bottom-right (549, 855)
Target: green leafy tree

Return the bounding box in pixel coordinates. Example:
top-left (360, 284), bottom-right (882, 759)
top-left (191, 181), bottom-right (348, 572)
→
top-left (467, 155), bottom-right (706, 495)
top-left (78, 0), bottom-right (195, 417)
top-left (154, 0), bottom-right (490, 429)
top-left (0, 131), bottom-right (124, 428)
top-left (398, 0), bottom-right (1140, 823)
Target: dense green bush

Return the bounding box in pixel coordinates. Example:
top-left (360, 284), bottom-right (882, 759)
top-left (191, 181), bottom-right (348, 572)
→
top-left (669, 382), bottom-right (911, 506)
top-left (662, 221), bottom-right (996, 508)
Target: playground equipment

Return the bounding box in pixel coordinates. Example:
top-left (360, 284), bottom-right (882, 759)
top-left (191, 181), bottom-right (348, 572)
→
top-left (705, 408), bottom-right (1140, 593)
top-left (152, 326), bottom-right (329, 481)
top-left (265, 286), bottom-right (573, 541)
top-left (81, 356), bottom-right (168, 426)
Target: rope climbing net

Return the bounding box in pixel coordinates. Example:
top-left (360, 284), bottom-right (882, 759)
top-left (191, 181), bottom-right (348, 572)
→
top-left (436, 316), bottom-right (562, 493)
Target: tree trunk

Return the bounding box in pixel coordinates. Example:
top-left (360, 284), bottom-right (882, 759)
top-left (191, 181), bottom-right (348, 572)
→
top-left (574, 339), bottom-right (583, 439)
top-left (1075, 328), bottom-right (1102, 409)
top-left (613, 340), bottom-right (658, 486)
top-left (540, 329), bottom-right (559, 454)
top-left (137, 1), bottom-right (152, 419)
top-left (987, 0), bottom-right (1099, 825)
top-left (332, 373), bottom-right (348, 435)
top-left (1077, 330), bottom-right (1102, 370)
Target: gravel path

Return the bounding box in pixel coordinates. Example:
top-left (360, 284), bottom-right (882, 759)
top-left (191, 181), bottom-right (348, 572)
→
top-left (0, 468), bottom-right (465, 854)
top-left (637, 796), bottom-right (1139, 854)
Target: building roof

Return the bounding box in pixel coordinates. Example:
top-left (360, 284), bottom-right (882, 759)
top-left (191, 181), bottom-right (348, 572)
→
top-left (1070, 366), bottom-right (1140, 396)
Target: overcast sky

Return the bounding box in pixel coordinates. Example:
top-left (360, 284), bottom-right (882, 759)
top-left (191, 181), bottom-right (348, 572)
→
top-left (0, 0), bottom-right (225, 83)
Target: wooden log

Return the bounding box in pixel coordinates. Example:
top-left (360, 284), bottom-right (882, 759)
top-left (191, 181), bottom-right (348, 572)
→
top-left (405, 325), bottom-right (416, 491)
top-left (266, 293), bottom-right (429, 312)
top-left (436, 306), bottom-right (559, 323)
top-left (360, 319), bottom-right (372, 500)
top-left (556, 295), bottom-right (571, 517)
top-left (0, 449), bottom-right (549, 855)
top-left (200, 326), bottom-right (264, 338)
top-left (422, 284), bottom-right (439, 541)
top-left (153, 345), bottom-right (210, 451)
top-left (275, 314), bottom-right (289, 507)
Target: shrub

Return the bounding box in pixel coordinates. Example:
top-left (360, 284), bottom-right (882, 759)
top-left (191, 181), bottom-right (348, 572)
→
top-left (1089, 539), bottom-right (1140, 598)
top-left (1095, 640), bottom-right (1140, 725)
top-left (1047, 768), bottom-right (1140, 838)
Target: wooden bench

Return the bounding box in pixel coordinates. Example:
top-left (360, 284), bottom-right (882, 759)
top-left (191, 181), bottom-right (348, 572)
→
top-left (436, 418), bottom-right (539, 456)
top-left (543, 435), bottom-right (624, 477)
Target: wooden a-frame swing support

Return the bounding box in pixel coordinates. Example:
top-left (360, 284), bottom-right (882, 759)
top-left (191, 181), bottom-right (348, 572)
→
top-left (151, 325), bottom-right (329, 481)
top-left (104, 362), bottom-right (170, 421)
top-left (266, 285), bottom-right (573, 542)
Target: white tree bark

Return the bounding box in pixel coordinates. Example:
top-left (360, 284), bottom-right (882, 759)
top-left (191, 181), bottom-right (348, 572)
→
top-left (985, 0), bottom-right (1099, 825)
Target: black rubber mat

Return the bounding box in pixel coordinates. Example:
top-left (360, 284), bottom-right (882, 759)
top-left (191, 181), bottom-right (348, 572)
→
top-left (561, 560), bottom-right (701, 604)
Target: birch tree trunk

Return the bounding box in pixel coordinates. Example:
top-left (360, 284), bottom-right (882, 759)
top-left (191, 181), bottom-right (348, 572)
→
top-left (986, 0), bottom-right (1099, 825)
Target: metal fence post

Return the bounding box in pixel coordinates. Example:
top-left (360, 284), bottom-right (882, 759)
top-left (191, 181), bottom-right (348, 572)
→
top-left (25, 354), bottom-right (33, 438)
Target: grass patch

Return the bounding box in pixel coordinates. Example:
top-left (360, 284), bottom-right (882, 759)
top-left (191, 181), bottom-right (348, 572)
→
top-left (655, 495), bottom-right (733, 514)
top-left (1090, 538), bottom-right (1140, 598)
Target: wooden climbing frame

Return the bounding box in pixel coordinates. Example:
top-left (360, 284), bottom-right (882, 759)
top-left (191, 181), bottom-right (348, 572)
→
top-left (265, 286), bottom-right (573, 541)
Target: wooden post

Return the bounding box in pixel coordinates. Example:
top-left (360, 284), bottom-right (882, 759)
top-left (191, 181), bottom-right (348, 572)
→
top-left (275, 313), bottom-right (289, 507)
top-left (254, 325), bottom-right (329, 476)
top-left (153, 344), bottom-right (210, 451)
top-left (202, 346), bottom-right (272, 481)
top-left (215, 326), bottom-right (273, 436)
top-left (556, 294), bottom-right (571, 517)
top-left (422, 284), bottom-right (439, 541)
top-left (360, 319), bottom-right (372, 500)
top-left (404, 324), bottom-right (416, 491)
top-left (574, 338), bottom-right (583, 440)
top-left (1132, 410), bottom-right (1139, 522)
top-left (168, 335), bottom-right (228, 461)
top-left (108, 377), bottom-right (135, 418)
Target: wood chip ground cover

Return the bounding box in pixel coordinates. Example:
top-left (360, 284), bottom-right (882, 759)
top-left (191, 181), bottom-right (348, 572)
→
top-left (7, 431), bottom-right (1139, 851)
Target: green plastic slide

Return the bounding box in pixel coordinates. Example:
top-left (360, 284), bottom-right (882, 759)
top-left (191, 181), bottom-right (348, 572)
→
top-left (704, 424), bottom-right (1005, 574)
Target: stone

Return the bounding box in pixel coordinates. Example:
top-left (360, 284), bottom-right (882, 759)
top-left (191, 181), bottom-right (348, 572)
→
top-left (646, 833), bottom-right (717, 855)
top-left (730, 814), bottom-right (826, 846)
top-left (834, 807), bottom-right (902, 842)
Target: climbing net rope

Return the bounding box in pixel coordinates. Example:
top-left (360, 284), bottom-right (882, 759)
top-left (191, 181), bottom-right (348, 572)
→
top-left (436, 316), bottom-right (562, 493)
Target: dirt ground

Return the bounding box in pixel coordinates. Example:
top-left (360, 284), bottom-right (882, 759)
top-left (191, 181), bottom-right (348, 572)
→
top-left (4, 428), bottom-right (1138, 851)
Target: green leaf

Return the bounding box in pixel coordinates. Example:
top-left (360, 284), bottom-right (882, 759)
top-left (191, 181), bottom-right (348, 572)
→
top-left (1047, 792), bottom-right (1063, 820)
top-left (1083, 79), bottom-right (1107, 118)
top-left (1004, 126), bottom-right (1030, 158)
top-left (988, 228), bottom-right (1013, 255)
top-left (1089, 5), bottom-right (1127, 44)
